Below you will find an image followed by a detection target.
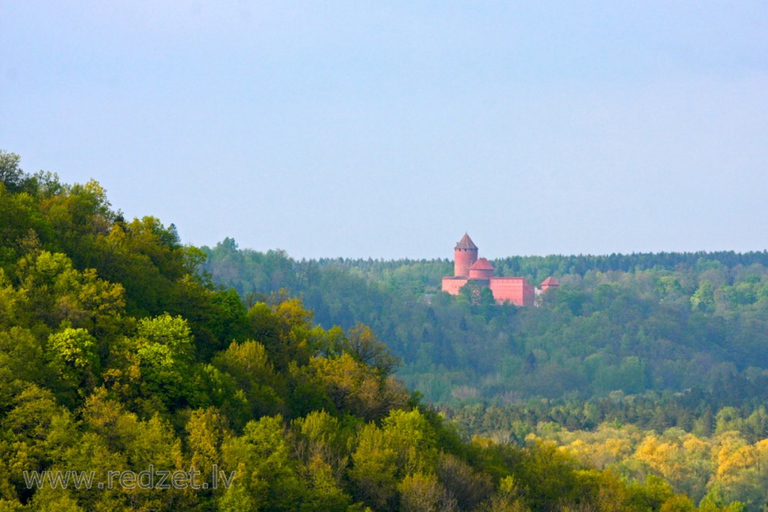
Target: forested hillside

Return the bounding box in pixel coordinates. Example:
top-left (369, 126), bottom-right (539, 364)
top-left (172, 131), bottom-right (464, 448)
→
top-left (5, 151), bottom-right (741, 510)
top-left (199, 223), bottom-right (768, 508)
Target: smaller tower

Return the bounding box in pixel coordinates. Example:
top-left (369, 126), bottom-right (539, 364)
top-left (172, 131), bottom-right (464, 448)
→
top-left (454, 233), bottom-right (478, 277)
top-left (469, 258), bottom-right (494, 280)
top-left (541, 277), bottom-right (559, 292)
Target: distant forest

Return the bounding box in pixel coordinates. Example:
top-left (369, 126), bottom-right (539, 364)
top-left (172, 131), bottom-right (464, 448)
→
top-left (201, 239), bottom-right (768, 407)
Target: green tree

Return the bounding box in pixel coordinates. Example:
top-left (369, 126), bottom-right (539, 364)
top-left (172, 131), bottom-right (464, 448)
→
top-left (691, 281), bottom-right (716, 313)
top-left (0, 150), bottom-right (25, 192)
top-left (212, 340), bottom-right (283, 418)
top-left (398, 472), bottom-right (456, 512)
top-left (222, 415), bottom-right (304, 511)
top-left (47, 328), bottom-right (100, 394)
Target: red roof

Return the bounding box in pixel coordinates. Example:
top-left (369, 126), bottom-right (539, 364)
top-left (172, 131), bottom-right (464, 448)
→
top-left (454, 233), bottom-right (478, 250)
top-left (469, 257), bottom-right (494, 270)
top-left (541, 277), bottom-right (559, 286)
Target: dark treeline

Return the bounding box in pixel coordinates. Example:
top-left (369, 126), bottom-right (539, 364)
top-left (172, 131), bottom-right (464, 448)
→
top-left (493, 252), bottom-right (768, 283)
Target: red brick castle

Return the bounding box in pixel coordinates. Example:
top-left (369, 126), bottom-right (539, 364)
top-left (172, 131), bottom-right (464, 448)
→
top-left (441, 233), bottom-right (558, 306)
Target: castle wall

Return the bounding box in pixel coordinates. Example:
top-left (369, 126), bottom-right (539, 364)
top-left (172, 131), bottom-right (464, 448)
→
top-left (442, 277), bottom-right (469, 295)
top-left (489, 277), bottom-right (535, 306)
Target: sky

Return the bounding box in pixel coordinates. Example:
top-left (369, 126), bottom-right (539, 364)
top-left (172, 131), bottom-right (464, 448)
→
top-left (2, 2), bottom-right (767, 259)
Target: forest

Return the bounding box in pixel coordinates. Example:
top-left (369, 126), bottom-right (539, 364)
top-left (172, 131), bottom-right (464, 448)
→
top-left (0, 149), bottom-right (751, 510)
top-left (200, 220), bottom-right (768, 508)
top-left (200, 238), bottom-right (768, 408)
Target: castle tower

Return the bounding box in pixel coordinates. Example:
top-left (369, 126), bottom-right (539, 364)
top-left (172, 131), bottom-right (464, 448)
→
top-left (454, 233), bottom-right (478, 277)
top-left (541, 277), bottom-right (560, 292)
top-left (469, 258), bottom-right (494, 280)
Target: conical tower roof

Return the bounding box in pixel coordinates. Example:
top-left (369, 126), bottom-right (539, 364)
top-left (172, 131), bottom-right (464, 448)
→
top-left (455, 233), bottom-right (478, 250)
top-left (469, 257), bottom-right (494, 270)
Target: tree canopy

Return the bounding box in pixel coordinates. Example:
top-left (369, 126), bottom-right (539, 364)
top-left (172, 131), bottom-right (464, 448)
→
top-left (0, 150), bottom-right (747, 510)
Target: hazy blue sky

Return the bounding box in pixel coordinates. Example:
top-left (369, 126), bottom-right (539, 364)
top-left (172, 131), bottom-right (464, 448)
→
top-left (2, 2), bottom-right (767, 259)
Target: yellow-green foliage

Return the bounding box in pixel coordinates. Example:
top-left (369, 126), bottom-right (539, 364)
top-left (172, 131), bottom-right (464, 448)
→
top-left (530, 421), bottom-right (765, 510)
top-left (0, 151), bottom-right (745, 511)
